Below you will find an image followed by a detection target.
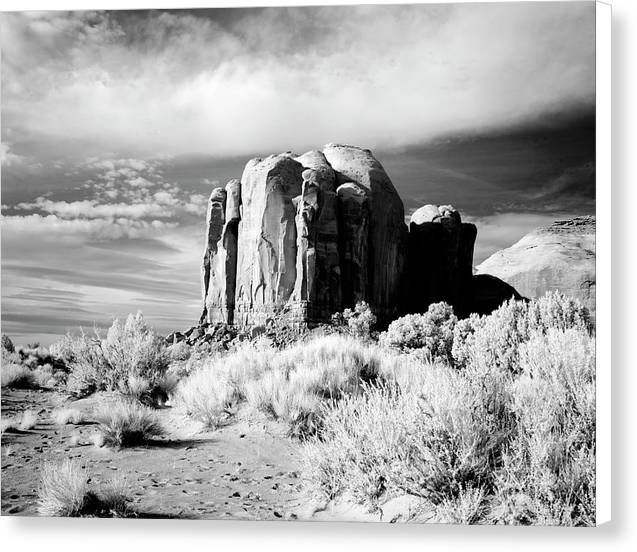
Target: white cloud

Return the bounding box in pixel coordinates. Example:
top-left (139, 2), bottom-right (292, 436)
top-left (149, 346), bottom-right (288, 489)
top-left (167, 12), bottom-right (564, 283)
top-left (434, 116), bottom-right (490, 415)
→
top-left (16, 197), bottom-right (175, 219)
top-left (1, 4), bottom-right (594, 159)
top-left (1, 213), bottom-right (178, 241)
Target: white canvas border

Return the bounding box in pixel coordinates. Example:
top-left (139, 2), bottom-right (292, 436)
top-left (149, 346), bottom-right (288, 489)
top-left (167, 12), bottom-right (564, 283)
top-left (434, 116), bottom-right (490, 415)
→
top-left (595, 0), bottom-right (611, 527)
top-left (0, 0), bottom-right (627, 550)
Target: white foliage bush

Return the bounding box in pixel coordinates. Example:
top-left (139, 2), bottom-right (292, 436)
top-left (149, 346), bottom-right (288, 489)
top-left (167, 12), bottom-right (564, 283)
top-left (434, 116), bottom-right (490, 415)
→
top-left (380, 302), bottom-right (457, 362)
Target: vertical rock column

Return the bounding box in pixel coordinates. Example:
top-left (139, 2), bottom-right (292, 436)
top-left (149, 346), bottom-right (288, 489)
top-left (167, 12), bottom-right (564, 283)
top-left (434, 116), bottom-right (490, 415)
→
top-left (221, 179), bottom-right (242, 324)
top-left (323, 144), bottom-right (407, 322)
top-left (293, 151), bottom-right (342, 321)
top-left (200, 187), bottom-right (227, 324)
top-left (234, 154), bottom-right (303, 326)
top-left (336, 183), bottom-right (369, 308)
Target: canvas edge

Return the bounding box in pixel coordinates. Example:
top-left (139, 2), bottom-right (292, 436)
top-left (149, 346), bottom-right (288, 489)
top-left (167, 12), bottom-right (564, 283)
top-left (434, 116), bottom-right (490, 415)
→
top-left (595, 0), bottom-right (611, 527)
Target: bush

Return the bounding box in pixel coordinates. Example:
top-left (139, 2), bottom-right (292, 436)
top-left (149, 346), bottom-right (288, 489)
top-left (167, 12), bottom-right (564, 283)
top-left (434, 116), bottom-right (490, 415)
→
top-left (303, 359), bottom-right (515, 507)
top-left (55, 331), bottom-right (110, 396)
top-left (168, 340), bottom-right (191, 362)
top-left (489, 328), bottom-right (595, 526)
top-left (380, 302), bottom-right (457, 362)
top-left (1, 363), bottom-right (37, 389)
top-left (53, 408), bottom-right (84, 425)
top-left (37, 459), bottom-right (131, 517)
top-left (331, 301), bottom-right (377, 339)
top-left (2, 334), bottom-right (15, 353)
top-left (95, 400), bottom-right (165, 447)
top-left (451, 292), bottom-right (592, 373)
top-left (55, 312), bottom-right (169, 399)
top-left (19, 410), bottom-right (38, 430)
top-left (102, 312), bottom-right (169, 392)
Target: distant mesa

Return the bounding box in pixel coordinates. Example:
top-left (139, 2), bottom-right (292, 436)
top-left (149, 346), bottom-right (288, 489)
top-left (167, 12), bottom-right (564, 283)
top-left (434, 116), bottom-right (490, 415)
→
top-left (476, 216), bottom-right (596, 318)
top-left (198, 144), bottom-right (594, 328)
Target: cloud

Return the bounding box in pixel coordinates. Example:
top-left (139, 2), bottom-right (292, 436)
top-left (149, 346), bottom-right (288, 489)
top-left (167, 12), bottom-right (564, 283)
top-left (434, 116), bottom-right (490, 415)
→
top-left (1, 213), bottom-right (178, 241)
top-left (1, 4), bottom-right (595, 159)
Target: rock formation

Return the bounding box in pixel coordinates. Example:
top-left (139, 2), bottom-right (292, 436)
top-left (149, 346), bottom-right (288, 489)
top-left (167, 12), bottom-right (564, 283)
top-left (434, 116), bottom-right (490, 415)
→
top-left (476, 216), bottom-right (596, 317)
top-left (407, 204), bottom-right (477, 316)
top-left (322, 144), bottom-right (407, 321)
top-left (201, 145), bottom-right (407, 327)
top-left (200, 144), bottom-right (595, 328)
top-left (468, 274), bottom-right (525, 316)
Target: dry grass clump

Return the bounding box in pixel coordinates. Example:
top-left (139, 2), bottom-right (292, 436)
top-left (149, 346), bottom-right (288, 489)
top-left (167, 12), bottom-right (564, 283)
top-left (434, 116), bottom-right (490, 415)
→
top-left (53, 408), bottom-right (84, 425)
top-left (177, 334), bottom-right (392, 437)
top-left (19, 409), bottom-right (38, 430)
top-left (1, 418), bottom-right (18, 434)
top-left (1, 363), bottom-right (37, 389)
top-left (2, 410), bottom-right (39, 433)
top-left (175, 340), bottom-right (275, 428)
top-left (37, 459), bottom-right (131, 517)
top-left (94, 400), bottom-right (165, 447)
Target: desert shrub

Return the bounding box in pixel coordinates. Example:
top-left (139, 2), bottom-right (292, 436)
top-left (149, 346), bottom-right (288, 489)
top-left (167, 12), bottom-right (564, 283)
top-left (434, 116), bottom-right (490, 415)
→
top-left (1, 363), bottom-right (37, 389)
top-left (102, 312), bottom-right (169, 391)
top-left (19, 410), bottom-right (38, 430)
top-left (56, 312), bottom-right (169, 400)
top-left (2, 334), bottom-right (15, 353)
top-left (168, 340), bottom-right (191, 362)
top-left (380, 302), bottom-right (457, 362)
top-left (303, 359), bottom-right (515, 506)
top-left (451, 292), bottom-right (592, 373)
top-left (331, 301), bottom-right (377, 339)
top-left (37, 459), bottom-right (131, 517)
top-left (488, 328), bottom-right (595, 526)
top-left (95, 400), bottom-right (165, 447)
top-left (177, 371), bottom-right (240, 428)
top-left (53, 408), bottom-right (84, 425)
top-left (56, 330), bottom-right (110, 396)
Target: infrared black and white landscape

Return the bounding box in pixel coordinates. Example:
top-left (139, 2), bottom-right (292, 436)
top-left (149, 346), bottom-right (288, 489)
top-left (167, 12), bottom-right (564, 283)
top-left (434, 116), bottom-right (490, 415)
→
top-left (1, 2), bottom-right (596, 525)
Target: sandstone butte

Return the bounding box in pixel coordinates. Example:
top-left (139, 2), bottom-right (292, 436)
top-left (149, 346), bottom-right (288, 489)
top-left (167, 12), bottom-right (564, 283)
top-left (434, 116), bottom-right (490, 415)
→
top-left (199, 144), bottom-right (595, 328)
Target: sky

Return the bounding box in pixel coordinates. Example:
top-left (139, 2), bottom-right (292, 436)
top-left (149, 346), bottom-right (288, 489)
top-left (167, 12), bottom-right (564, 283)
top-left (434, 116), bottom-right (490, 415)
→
top-left (0, 2), bottom-right (596, 345)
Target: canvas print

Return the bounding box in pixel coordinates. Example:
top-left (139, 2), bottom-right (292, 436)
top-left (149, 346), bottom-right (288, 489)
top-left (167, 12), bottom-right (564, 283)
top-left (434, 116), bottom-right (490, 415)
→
top-left (0, 2), bottom-right (596, 524)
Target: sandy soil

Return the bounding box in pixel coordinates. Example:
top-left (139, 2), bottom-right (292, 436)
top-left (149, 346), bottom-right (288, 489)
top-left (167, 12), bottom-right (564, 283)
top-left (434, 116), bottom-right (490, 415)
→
top-left (1, 388), bottom-right (379, 521)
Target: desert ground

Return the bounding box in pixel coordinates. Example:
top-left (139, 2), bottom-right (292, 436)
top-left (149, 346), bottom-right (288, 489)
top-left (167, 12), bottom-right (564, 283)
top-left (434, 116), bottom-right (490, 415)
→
top-left (1, 387), bottom-right (382, 521)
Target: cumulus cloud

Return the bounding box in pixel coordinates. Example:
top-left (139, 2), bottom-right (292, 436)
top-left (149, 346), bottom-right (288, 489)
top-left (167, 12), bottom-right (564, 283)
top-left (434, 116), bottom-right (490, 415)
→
top-left (1, 4), bottom-right (595, 159)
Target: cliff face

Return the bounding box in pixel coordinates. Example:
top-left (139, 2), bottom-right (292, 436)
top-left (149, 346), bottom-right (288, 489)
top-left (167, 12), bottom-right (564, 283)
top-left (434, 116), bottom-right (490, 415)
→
top-left (476, 216), bottom-right (596, 318)
top-left (202, 145), bottom-right (409, 326)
